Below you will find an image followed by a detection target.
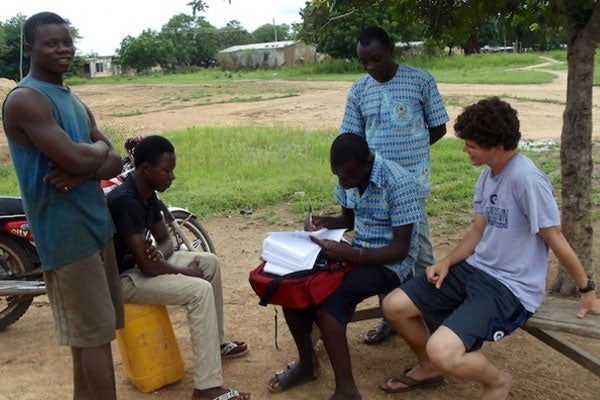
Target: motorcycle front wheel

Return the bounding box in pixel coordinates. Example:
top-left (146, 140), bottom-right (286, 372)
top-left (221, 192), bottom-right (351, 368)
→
top-left (169, 210), bottom-right (216, 255)
top-left (0, 233), bottom-right (36, 330)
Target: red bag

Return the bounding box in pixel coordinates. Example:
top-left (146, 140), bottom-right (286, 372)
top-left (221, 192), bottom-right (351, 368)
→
top-left (249, 258), bottom-right (354, 309)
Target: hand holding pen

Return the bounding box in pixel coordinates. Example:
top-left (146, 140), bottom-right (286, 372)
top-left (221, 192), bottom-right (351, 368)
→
top-left (304, 205), bottom-right (318, 231)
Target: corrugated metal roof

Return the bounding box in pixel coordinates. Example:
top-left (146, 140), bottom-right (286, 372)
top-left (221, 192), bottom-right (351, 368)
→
top-left (219, 40), bottom-right (299, 53)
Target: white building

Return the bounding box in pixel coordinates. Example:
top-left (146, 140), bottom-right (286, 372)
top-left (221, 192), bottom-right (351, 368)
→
top-left (217, 41), bottom-right (317, 69)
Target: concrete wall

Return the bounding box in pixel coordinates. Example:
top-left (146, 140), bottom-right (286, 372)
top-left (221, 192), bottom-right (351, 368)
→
top-left (218, 42), bottom-right (317, 70)
top-left (82, 56), bottom-right (122, 78)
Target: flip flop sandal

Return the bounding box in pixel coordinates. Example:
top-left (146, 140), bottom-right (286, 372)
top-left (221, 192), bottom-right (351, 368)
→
top-left (379, 368), bottom-right (444, 394)
top-left (364, 320), bottom-right (395, 344)
top-left (268, 361), bottom-right (319, 393)
top-left (210, 388), bottom-right (249, 400)
top-left (221, 341), bottom-right (250, 358)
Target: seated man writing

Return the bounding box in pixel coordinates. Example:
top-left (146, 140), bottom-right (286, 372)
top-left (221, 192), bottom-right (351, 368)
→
top-left (381, 97), bottom-right (600, 399)
top-left (106, 135), bottom-right (250, 400)
top-left (267, 133), bottom-right (422, 400)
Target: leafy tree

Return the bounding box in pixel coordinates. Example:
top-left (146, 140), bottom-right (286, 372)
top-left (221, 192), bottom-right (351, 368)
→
top-left (252, 23), bottom-right (291, 43)
top-left (117, 30), bottom-right (163, 73)
top-left (116, 14), bottom-right (220, 73)
top-left (0, 25), bottom-right (9, 57)
top-left (218, 20), bottom-right (253, 50)
top-left (318, 0), bottom-right (599, 296)
top-left (0, 15), bottom-right (27, 81)
top-left (296, 1), bottom-right (422, 59)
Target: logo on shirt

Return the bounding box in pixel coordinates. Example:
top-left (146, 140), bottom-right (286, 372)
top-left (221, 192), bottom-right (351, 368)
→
top-left (484, 194), bottom-right (508, 229)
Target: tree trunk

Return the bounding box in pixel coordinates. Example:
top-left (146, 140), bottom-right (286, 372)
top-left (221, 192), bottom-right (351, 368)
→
top-left (549, 19), bottom-right (597, 296)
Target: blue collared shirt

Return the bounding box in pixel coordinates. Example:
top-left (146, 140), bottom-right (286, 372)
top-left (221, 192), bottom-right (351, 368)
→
top-left (340, 64), bottom-right (450, 198)
top-left (334, 154), bottom-right (422, 282)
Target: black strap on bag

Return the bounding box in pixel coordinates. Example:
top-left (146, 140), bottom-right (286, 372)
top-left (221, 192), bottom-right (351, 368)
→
top-left (259, 269), bottom-right (316, 307)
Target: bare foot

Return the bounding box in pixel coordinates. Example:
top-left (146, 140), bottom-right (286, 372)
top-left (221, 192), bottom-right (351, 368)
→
top-left (192, 386), bottom-right (251, 400)
top-left (481, 371), bottom-right (513, 400)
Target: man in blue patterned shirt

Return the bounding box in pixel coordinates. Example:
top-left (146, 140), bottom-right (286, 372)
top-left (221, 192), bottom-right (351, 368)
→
top-left (340, 26), bottom-right (450, 344)
top-left (267, 133), bottom-right (421, 400)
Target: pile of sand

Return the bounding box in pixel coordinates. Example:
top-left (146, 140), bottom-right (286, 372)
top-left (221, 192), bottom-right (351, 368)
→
top-left (0, 78), bottom-right (16, 162)
top-left (0, 78), bottom-right (16, 98)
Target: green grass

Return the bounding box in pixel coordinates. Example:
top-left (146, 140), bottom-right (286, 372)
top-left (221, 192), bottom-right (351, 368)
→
top-left (66, 51), bottom-right (567, 87)
top-left (3, 51), bottom-right (597, 227)
top-left (429, 139), bottom-right (481, 229)
top-left (157, 127), bottom-right (338, 217)
top-left (4, 130), bottom-right (595, 228)
top-left (73, 47), bottom-right (600, 87)
top-left (406, 52), bottom-right (558, 84)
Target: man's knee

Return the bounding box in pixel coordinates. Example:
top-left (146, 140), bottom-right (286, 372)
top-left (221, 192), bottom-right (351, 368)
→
top-left (195, 251), bottom-right (220, 276)
top-left (426, 326), bottom-right (465, 371)
top-left (382, 288), bottom-right (416, 321)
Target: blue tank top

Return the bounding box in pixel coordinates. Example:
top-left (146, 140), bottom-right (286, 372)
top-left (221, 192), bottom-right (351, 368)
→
top-left (5, 76), bottom-right (115, 270)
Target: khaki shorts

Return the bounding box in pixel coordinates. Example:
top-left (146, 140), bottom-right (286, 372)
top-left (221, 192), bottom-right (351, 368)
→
top-left (44, 240), bottom-right (124, 347)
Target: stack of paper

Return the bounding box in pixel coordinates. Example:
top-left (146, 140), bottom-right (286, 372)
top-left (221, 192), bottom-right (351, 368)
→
top-left (262, 228), bottom-right (346, 275)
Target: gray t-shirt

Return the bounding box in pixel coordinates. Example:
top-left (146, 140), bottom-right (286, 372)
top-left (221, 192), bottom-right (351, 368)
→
top-left (466, 154), bottom-right (560, 312)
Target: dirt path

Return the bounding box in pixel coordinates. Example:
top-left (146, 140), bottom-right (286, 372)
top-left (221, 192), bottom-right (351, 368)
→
top-left (2, 70), bottom-right (600, 400)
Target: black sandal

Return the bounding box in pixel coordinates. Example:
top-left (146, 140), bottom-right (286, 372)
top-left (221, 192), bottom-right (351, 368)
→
top-left (364, 319), bottom-right (395, 344)
top-left (267, 360), bottom-right (319, 393)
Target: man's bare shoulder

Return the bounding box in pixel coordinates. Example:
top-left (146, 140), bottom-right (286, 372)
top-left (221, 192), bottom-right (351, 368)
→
top-left (3, 87), bottom-right (50, 144)
top-left (4, 85), bottom-right (46, 107)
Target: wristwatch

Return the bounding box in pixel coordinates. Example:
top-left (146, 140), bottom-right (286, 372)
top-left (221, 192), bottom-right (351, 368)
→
top-left (579, 278), bottom-right (596, 294)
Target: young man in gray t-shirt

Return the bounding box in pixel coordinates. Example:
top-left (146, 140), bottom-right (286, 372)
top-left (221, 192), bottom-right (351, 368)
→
top-left (380, 97), bottom-right (600, 399)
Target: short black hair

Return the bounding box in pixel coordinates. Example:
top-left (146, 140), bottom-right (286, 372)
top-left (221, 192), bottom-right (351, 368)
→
top-left (133, 135), bottom-right (175, 168)
top-left (331, 133), bottom-right (370, 166)
top-left (454, 97), bottom-right (521, 150)
top-left (357, 26), bottom-right (393, 48)
top-left (24, 12), bottom-right (66, 44)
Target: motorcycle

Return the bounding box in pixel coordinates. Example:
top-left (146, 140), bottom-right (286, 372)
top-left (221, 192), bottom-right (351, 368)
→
top-left (0, 141), bottom-right (215, 330)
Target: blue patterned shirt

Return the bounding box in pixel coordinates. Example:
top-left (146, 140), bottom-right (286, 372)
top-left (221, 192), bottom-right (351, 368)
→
top-left (340, 65), bottom-right (449, 198)
top-left (335, 154), bottom-right (422, 281)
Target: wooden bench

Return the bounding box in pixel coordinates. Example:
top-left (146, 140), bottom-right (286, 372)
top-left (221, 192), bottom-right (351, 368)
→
top-left (351, 295), bottom-right (600, 377)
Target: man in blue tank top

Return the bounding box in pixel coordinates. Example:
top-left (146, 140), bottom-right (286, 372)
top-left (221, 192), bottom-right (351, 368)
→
top-left (2, 12), bottom-right (123, 400)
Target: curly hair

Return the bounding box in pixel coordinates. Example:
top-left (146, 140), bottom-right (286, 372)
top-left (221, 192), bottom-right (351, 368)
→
top-left (454, 97), bottom-right (521, 150)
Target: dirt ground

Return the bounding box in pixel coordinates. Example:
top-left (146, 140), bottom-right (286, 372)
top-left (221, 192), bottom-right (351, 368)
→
top-left (2, 64), bottom-right (600, 400)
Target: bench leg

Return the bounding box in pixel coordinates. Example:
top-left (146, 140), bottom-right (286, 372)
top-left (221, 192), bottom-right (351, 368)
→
top-left (522, 325), bottom-right (600, 378)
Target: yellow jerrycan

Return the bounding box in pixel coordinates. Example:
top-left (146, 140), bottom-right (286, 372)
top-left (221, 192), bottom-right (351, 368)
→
top-left (116, 303), bottom-right (185, 393)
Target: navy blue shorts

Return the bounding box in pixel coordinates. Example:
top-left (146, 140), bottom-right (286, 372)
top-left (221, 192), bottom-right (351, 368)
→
top-left (319, 263), bottom-right (401, 325)
top-left (401, 261), bottom-right (532, 352)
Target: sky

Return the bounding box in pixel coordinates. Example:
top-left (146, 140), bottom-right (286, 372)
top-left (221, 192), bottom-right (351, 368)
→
top-left (1, 0), bottom-right (307, 55)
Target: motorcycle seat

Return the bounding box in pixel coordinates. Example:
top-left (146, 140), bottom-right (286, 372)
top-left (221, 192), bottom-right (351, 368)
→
top-left (0, 196), bottom-right (25, 217)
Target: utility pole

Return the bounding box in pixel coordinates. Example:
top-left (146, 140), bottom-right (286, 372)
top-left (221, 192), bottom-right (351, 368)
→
top-left (19, 14), bottom-right (24, 81)
top-left (273, 18), bottom-right (278, 42)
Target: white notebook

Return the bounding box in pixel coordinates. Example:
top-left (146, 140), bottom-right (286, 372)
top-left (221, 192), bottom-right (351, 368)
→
top-left (262, 228), bottom-right (346, 275)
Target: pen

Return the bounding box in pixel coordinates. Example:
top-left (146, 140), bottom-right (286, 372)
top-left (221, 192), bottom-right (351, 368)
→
top-left (308, 205), bottom-right (313, 227)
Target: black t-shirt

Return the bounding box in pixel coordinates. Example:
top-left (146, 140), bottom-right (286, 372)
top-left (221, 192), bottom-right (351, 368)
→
top-left (106, 176), bottom-right (162, 274)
